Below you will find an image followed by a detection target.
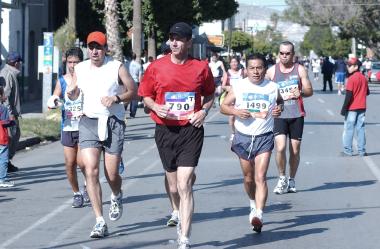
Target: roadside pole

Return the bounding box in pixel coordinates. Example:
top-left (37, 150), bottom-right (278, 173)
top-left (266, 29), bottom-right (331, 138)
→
top-left (42, 32), bottom-right (54, 113)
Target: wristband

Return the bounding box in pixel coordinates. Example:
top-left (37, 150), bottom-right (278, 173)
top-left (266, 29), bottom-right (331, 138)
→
top-left (115, 95), bottom-right (121, 103)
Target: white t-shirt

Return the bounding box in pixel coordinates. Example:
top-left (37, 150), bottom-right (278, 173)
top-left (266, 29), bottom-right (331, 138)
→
top-left (75, 56), bottom-right (125, 120)
top-left (233, 78), bottom-right (278, 136)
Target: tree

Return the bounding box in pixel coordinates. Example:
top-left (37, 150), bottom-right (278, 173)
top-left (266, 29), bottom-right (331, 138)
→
top-left (283, 0), bottom-right (380, 57)
top-left (132, 0), bottom-right (142, 62)
top-left (223, 30), bottom-right (251, 54)
top-left (105, 0), bottom-right (124, 61)
top-left (300, 25), bottom-right (351, 58)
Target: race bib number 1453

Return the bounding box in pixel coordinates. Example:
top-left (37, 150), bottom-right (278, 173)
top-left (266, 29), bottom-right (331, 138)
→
top-left (165, 92), bottom-right (195, 120)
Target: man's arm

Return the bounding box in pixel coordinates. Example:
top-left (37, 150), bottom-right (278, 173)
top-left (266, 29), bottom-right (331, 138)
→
top-left (265, 65), bottom-right (275, 81)
top-left (298, 65), bottom-right (313, 97)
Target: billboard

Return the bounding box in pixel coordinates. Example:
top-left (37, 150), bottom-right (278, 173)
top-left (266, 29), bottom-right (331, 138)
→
top-left (207, 35), bottom-right (224, 47)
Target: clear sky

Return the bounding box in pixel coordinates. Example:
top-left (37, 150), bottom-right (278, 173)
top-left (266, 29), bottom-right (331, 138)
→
top-left (238, 0), bottom-right (287, 11)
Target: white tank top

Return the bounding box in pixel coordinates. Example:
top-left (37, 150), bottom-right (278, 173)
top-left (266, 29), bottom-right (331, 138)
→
top-left (75, 57), bottom-right (125, 120)
top-left (233, 78), bottom-right (278, 135)
top-left (228, 69), bottom-right (243, 87)
top-left (209, 60), bottom-right (223, 77)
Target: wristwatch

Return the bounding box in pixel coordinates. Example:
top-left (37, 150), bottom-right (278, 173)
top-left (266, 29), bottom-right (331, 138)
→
top-left (115, 95), bottom-right (121, 103)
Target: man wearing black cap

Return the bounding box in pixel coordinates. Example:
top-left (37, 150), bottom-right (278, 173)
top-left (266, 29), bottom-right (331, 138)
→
top-left (0, 52), bottom-right (22, 172)
top-left (139, 22), bottom-right (215, 249)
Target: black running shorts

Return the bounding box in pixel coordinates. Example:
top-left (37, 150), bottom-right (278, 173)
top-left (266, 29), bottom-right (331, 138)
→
top-left (61, 130), bottom-right (79, 147)
top-left (273, 117), bottom-right (304, 141)
top-left (155, 124), bottom-right (204, 172)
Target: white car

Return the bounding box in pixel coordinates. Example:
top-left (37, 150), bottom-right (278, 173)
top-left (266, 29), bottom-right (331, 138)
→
top-left (369, 61), bottom-right (380, 83)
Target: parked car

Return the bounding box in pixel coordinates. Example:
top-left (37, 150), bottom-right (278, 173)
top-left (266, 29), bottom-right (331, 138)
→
top-left (368, 61), bottom-right (380, 83)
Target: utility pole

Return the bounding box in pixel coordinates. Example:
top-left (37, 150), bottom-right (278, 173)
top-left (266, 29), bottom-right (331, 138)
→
top-left (68, 0), bottom-right (76, 32)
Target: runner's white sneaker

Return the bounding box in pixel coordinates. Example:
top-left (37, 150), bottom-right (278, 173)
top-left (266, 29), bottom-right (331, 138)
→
top-left (273, 176), bottom-right (288, 194)
top-left (167, 210), bottom-right (179, 227)
top-left (90, 222), bottom-right (108, 238)
top-left (248, 207), bottom-right (256, 224)
top-left (178, 237), bottom-right (191, 249)
top-left (251, 212), bottom-right (263, 233)
top-left (109, 190), bottom-right (123, 221)
top-left (287, 178), bottom-right (297, 193)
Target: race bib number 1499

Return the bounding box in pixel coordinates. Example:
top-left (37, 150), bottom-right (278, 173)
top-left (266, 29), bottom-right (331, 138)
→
top-left (242, 93), bottom-right (270, 118)
top-left (165, 92), bottom-right (195, 120)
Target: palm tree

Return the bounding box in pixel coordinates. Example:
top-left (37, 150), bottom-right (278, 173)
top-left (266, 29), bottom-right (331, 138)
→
top-left (68, 0), bottom-right (76, 32)
top-left (133, 0), bottom-right (142, 63)
top-left (104, 0), bottom-right (123, 62)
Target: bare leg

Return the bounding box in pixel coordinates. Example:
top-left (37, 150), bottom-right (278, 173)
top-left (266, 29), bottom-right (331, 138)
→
top-left (288, 139), bottom-right (301, 179)
top-left (275, 135), bottom-right (287, 176)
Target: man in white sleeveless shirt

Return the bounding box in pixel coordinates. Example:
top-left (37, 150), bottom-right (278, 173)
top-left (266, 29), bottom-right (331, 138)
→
top-left (221, 54), bottom-right (283, 233)
top-left (67, 31), bottom-right (135, 238)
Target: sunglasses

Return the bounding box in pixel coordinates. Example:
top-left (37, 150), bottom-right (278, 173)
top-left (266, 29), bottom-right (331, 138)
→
top-left (279, 52), bottom-right (292, 56)
top-left (88, 43), bottom-right (104, 51)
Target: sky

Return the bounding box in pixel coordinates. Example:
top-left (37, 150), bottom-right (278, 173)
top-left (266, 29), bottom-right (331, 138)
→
top-left (238, 0), bottom-right (288, 11)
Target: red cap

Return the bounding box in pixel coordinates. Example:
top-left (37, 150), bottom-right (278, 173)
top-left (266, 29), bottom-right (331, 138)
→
top-left (87, 31), bottom-right (107, 46)
top-left (347, 57), bottom-right (360, 66)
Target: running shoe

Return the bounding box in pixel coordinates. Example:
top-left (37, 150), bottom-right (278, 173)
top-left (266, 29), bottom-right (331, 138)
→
top-left (109, 190), bottom-right (123, 221)
top-left (119, 159), bottom-right (125, 175)
top-left (273, 176), bottom-right (288, 195)
top-left (178, 237), bottom-right (191, 249)
top-left (167, 210), bottom-right (179, 227)
top-left (0, 180), bottom-right (15, 188)
top-left (72, 193), bottom-right (84, 208)
top-left (90, 222), bottom-right (109, 238)
top-left (287, 178), bottom-right (297, 193)
top-left (7, 162), bottom-right (19, 173)
top-left (177, 220), bottom-right (182, 244)
top-left (251, 213), bottom-right (263, 233)
top-left (82, 186), bottom-right (90, 204)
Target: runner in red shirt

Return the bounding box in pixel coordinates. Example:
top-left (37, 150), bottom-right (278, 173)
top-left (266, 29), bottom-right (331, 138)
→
top-left (139, 22), bottom-right (214, 249)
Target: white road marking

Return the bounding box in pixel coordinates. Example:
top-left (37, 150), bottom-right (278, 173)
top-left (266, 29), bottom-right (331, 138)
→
top-left (318, 98), bottom-right (325, 103)
top-left (0, 146), bottom-right (157, 249)
top-left (326, 109), bottom-right (335, 116)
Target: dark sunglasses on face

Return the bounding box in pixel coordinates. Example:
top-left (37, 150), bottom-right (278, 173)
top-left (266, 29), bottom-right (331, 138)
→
top-left (280, 52), bottom-right (291, 56)
top-left (88, 43), bottom-right (104, 51)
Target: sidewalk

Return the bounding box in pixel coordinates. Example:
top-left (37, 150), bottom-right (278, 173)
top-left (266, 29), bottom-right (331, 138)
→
top-left (18, 99), bottom-right (48, 151)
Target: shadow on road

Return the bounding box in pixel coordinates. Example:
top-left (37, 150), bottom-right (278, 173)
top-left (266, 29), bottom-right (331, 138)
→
top-left (300, 180), bottom-right (376, 192)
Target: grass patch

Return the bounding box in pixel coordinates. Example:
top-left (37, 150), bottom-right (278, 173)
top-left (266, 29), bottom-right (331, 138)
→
top-left (20, 109), bottom-right (61, 140)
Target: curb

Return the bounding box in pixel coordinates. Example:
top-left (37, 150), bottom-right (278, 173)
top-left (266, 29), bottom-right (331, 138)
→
top-left (17, 136), bottom-right (59, 151)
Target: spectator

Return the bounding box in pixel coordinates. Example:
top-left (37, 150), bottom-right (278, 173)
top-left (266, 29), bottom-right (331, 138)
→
top-left (321, 56), bottom-right (334, 92)
top-left (0, 52), bottom-right (22, 173)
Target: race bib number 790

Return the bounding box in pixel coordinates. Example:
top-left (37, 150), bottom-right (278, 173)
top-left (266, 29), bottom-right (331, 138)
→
top-left (165, 92), bottom-right (195, 120)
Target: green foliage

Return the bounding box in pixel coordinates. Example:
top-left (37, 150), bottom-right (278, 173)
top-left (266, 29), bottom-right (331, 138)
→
top-left (224, 26), bottom-right (283, 56)
top-left (20, 115), bottom-right (61, 140)
top-left (284, 0), bottom-right (380, 57)
top-left (301, 25), bottom-right (351, 58)
top-left (54, 19), bottom-right (76, 52)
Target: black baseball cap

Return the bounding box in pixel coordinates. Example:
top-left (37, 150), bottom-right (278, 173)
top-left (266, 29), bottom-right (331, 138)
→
top-left (169, 22), bottom-right (192, 39)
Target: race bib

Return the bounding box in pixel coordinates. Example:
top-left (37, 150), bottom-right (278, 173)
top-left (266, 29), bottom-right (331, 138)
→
top-left (165, 92), bottom-right (195, 120)
top-left (278, 76), bottom-right (299, 101)
top-left (64, 102), bottom-right (83, 121)
top-left (242, 93), bottom-right (270, 118)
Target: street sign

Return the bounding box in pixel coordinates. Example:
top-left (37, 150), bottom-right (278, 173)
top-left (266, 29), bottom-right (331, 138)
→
top-left (43, 32), bottom-right (53, 74)
top-left (207, 35), bottom-right (224, 47)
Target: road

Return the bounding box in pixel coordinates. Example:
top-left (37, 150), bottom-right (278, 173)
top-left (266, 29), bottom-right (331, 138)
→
top-left (1, 82), bottom-right (380, 249)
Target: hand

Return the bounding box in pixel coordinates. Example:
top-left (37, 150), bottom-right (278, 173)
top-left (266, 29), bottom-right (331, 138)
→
top-left (101, 96), bottom-right (117, 107)
top-left (47, 95), bottom-right (60, 109)
top-left (290, 88), bottom-right (301, 99)
top-left (272, 105), bottom-right (282, 117)
top-left (152, 103), bottom-right (170, 118)
top-left (189, 110), bottom-right (207, 128)
top-left (234, 109), bottom-right (251, 119)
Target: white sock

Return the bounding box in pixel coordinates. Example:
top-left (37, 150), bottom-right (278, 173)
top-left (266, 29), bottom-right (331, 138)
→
top-left (96, 216), bottom-right (105, 224)
top-left (256, 209), bottom-right (263, 217)
top-left (180, 236), bottom-right (190, 243)
top-left (249, 199), bottom-right (256, 210)
top-left (74, 191), bottom-right (81, 195)
top-left (280, 175), bottom-right (286, 180)
top-left (111, 191), bottom-right (121, 200)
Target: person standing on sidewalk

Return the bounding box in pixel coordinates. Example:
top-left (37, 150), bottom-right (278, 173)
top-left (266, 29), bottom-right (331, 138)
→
top-left (0, 52), bottom-right (22, 173)
top-left (125, 52), bottom-right (143, 118)
top-left (321, 56), bottom-right (334, 92)
top-left (67, 31), bottom-right (135, 238)
top-left (334, 56), bottom-right (347, 95)
top-left (220, 54), bottom-right (283, 233)
top-left (139, 22), bottom-right (215, 249)
top-left (0, 86), bottom-right (16, 188)
top-left (266, 41), bottom-right (313, 194)
top-left (340, 57), bottom-right (369, 156)
top-left (47, 47), bottom-right (89, 208)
